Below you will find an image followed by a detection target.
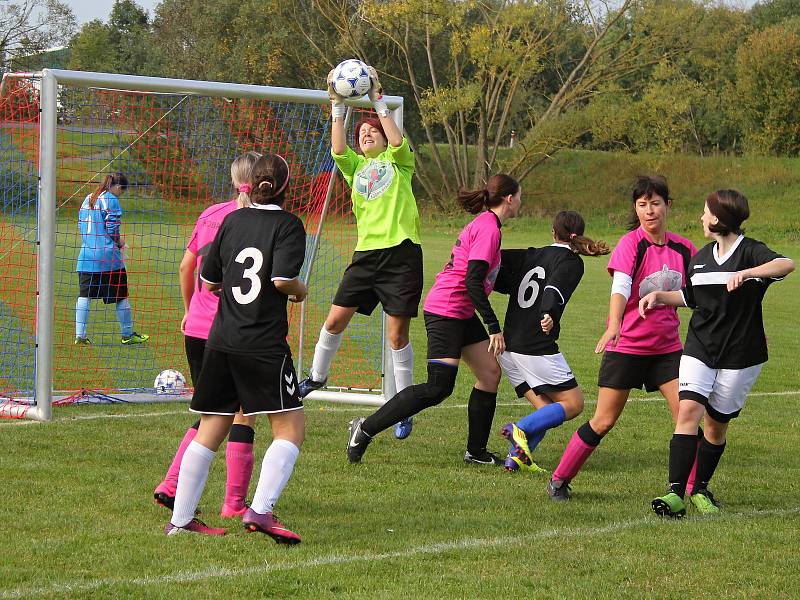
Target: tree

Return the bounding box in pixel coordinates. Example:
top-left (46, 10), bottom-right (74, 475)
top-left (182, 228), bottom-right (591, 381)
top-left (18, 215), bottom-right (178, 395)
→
top-left (735, 22), bottom-right (800, 155)
top-left (68, 0), bottom-right (155, 75)
top-left (1, 0), bottom-right (76, 71)
top-left (301, 0), bottom-right (721, 208)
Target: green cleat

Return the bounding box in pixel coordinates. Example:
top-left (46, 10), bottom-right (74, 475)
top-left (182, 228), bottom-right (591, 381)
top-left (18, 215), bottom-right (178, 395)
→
top-left (652, 492), bottom-right (686, 518)
top-left (690, 489), bottom-right (721, 515)
top-left (122, 332), bottom-right (150, 345)
top-left (74, 337), bottom-right (92, 346)
top-left (500, 423), bottom-right (534, 467)
top-left (506, 455), bottom-right (548, 475)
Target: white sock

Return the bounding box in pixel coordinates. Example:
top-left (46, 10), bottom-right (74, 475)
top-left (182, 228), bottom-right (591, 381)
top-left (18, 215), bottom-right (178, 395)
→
top-left (392, 342), bottom-right (414, 393)
top-left (172, 440), bottom-right (215, 527)
top-left (251, 439), bottom-right (300, 514)
top-left (310, 326), bottom-right (343, 382)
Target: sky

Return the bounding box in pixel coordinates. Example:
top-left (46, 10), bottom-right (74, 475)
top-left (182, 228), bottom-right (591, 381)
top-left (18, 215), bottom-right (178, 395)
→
top-left (66, 0), bottom-right (160, 24)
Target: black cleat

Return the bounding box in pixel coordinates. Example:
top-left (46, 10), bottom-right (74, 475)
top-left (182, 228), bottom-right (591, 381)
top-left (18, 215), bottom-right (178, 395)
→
top-left (346, 417), bottom-right (371, 463)
top-left (547, 478), bottom-right (572, 501)
top-left (298, 376), bottom-right (327, 399)
top-left (463, 450), bottom-right (504, 466)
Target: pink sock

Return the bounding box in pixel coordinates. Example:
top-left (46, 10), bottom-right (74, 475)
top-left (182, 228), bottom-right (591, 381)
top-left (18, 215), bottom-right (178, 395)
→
top-left (686, 441), bottom-right (700, 496)
top-left (552, 431), bottom-right (597, 482)
top-left (155, 425), bottom-right (198, 496)
top-left (223, 441), bottom-right (254, 510)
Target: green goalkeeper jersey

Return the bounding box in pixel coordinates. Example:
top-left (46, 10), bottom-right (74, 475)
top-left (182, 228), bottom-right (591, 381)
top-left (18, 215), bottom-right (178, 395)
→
top-left (332, 137), bottom-right (421, 251)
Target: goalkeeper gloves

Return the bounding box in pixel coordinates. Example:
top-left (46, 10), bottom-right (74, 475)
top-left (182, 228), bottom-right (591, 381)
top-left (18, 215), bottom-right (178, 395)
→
top-left (366, 65), bottom-right (389, 117)
top-left (327, 69), bottom-right (346, 121)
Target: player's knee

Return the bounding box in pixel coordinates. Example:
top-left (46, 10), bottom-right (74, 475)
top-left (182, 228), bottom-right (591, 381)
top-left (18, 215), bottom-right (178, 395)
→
top-left (475, 362), bottom-right (501, 391)
top-left (415, 362), bottom-right (458, 407)
top-left (589, 416), bottom-right (615, 437)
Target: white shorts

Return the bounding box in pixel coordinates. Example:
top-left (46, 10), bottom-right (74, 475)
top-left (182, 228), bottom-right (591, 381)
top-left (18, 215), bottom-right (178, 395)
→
top-left (498, 351), bottom-right (578, 398)
top-left (678, 354), bottom-right (764, 422)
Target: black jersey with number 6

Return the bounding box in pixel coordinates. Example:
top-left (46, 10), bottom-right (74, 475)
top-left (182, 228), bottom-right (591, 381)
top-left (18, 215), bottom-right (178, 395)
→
top-left (681, 235), bottom-right (786, 369)
top-left (494, 244), bottom-right (584, 355)
top-left (201, 205), bottom-right (306, 357)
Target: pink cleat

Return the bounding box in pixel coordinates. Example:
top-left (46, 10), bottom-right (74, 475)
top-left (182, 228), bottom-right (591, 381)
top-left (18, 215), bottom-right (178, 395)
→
top-left (242, 508), bottom-right (301, 544)
top-left (165, 518), bottom-right (225, 536)
top-left (220, 503), bottom-right (249, 519)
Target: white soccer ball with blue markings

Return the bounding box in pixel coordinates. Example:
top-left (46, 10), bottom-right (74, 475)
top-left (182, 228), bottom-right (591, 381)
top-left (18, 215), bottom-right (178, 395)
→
top-left (154, 369), bottom-right (186, 395)
top-left (332, 59), bottom-right (372, 98)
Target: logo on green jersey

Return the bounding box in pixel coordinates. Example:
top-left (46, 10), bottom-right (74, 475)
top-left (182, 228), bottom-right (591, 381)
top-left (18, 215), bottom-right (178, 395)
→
top-left (354, 160), bottom-right (393, 201)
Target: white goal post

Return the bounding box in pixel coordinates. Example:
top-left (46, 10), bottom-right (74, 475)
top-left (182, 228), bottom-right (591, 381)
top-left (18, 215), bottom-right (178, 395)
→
top-left (0, 68), bottom-right (405, 421)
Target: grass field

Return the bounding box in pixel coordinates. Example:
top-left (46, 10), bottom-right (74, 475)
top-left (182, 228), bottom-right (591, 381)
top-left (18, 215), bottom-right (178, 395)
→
top-left (1, 214), bottom-right (798, 598)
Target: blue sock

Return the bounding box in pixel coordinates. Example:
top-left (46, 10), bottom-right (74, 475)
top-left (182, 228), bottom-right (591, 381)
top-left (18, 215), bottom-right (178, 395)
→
top-left (116, 299), bottom-right (133, 337)
top-left (75, 297), bottom-right (90, 338)
top-left (517, 403), bottom-right (567, 450)
top-left (527, 429), bottom-right (547, 453)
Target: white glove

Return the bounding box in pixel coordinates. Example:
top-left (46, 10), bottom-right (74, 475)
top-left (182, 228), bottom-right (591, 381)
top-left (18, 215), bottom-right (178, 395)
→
top-left (365, 65), bottom-right (389, 117)
top-left (327, 69), bottom-right (346, 121)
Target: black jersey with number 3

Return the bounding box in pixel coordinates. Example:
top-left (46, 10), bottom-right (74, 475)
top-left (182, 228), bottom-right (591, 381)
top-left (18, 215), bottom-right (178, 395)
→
top-left (681, 235), bottom-right (786, 369)
top-left (201, 205), bottom-right (305, 357)
top-left (494, 244), bottom-right (585, 355)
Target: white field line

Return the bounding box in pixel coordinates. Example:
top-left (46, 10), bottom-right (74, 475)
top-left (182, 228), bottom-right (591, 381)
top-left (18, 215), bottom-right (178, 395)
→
top-left (2, 389), bottom-right (799, 426)
top-left (1, 505), bottom-right (798, 599)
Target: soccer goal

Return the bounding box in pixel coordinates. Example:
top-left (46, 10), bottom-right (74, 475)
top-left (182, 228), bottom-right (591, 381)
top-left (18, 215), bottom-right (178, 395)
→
top-left (0, 69), bottom-right (404, 421)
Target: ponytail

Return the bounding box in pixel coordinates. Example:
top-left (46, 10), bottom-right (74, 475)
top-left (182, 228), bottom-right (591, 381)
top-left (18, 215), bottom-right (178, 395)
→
top-left (89, 172), bottom-right (128, 209)
top-left (457, 173), bottom-right (519, 214)
top-left (230, 151), bottom-right (261, 208)
top-left (553, 210), bottom-right (610, 257)
top-left (250, 154), bottom-right (291, 206)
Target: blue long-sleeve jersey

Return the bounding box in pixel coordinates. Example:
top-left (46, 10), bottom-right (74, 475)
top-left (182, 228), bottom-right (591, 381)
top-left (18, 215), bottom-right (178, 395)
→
top-left (76, 191), bottom-right (125, 273)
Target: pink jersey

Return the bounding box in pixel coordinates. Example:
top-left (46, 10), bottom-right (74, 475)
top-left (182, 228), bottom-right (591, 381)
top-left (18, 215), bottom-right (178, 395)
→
top-left (183, 200), bottom-right (238, 339)
top-left (424, 211), bottom-right (502, 319)
top-left (606, 226), bottom-right (697, 355)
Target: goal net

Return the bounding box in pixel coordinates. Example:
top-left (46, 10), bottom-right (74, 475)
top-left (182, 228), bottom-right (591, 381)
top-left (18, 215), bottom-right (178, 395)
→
top-left (0, 69), bottom-right (403, 420)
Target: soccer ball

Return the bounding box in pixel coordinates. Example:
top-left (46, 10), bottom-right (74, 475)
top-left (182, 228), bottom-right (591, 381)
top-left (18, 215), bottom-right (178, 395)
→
top-left (154, 369), bottom-right (186, 395)
top-left (331, 59), bottom-right (372, 99)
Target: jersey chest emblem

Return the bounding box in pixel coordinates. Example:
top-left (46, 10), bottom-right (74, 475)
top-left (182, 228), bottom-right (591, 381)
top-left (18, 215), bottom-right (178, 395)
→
top-left (354, 160), bottom-right (393, 201)
top-left (639, 264), bottom-right (682, 297)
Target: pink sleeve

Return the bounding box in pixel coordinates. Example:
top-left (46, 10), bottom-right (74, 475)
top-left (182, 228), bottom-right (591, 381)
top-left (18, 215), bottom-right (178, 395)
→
top-left (186, 220), bottom-right (201, 254)
top-left (467, 220), bottom-right (501, 264)
top-left (607, 233), bottom-right (637, 277)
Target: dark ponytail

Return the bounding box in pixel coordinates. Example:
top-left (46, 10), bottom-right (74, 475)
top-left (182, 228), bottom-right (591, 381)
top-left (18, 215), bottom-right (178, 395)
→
top-left (89, 172), bottom-right (128, 209)
top-left (553, 210), bottom-right (609, 257)
top-left (250, 154), bottom-right (291, 206)
top-left (457, 173), bottom-right (519, 214)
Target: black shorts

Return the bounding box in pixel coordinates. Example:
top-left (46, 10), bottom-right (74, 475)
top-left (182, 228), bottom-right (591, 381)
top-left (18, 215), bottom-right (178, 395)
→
top-left (184, 335), bottom-right (207, 386)
top-left (597, 350), bottom-right (681, 392)
top-left (190, 349), bottom-right (303, 416)
top-left (424, 311), bottom-right (489, 360)
top-left (332, 239), bottom-right (423, 317)
top-left (78, 270), bottom-right (128, 303)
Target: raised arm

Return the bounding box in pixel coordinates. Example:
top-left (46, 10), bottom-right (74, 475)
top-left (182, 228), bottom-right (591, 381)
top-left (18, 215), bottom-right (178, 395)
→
top-left (327, 69), bottom-right (347, 155)
top-left (366, 66), bottom-right (403, 147)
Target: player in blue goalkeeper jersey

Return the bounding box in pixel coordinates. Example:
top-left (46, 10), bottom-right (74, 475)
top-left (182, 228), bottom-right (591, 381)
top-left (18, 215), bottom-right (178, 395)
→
top-left (74, 173), bottom-right (149, 345)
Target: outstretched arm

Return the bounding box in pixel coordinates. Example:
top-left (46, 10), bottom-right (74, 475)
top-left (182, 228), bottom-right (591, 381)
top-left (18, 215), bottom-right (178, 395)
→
top-left (366, 66), bottom-right (403, 147)
top-left (638, 290), bottom-right (685, 319)
top-left (328, 69), bottom-right (347, 155)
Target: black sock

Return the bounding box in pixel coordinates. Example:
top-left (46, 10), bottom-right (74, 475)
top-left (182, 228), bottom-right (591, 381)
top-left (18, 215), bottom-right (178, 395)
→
top-left (668, 433), bottom-right (698, 498)
top-left (466, 387), bottom-right (497, 455)
top-left (694, 438), bottom-right (726, 492)
top-left (362, 362), bottom-right (458, 437)
top-left (362, 386), bottom-right (418, 437)
top-left (577, 421), bottom-right (603, 447)
top-left (228, 423), bottom-right (255, 443)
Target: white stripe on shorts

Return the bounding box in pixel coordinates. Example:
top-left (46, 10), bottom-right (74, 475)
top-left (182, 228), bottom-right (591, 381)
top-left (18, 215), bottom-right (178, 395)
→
top-left (678, 354), bottom-right (763, 418)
